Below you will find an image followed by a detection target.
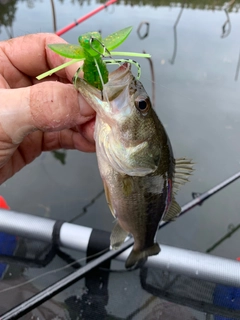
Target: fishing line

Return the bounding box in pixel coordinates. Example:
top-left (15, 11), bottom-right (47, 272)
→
top-left (143, 50), bottom-right (155, 107)
top-left (89, 37), bottom-right (142, 81)
top-left (103, 54), bottom-right (219, 110)
top-left (0, 248), bottom-right (109, 294)
top-left (1, 240), bottom-right (134, 320)
top-left (130, 69), bottom-right (200, 105)
top-left (104, 59), bottom-right (141, 79)
top-left (90, 36), bottom-right (112, 57)
top-left (99, 267), bottom-right (133, 273)
top-left (90, 35), bottom-right (113, 103)
top-left (94, 57), bottom-right (110, 104)
top-left (139, 68), bottom-right (240, 111)
top-left (101, 57), bottom-right (204, 113)
top-left (99, 57), bottom-right (196, 107)
top-left (88, 35), bottom-right (142, 80)
top-left (69, 189), bottom-right (105, 223)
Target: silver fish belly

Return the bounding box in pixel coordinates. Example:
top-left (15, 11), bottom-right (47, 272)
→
top-left (76, 63), bottom-right (193, 268)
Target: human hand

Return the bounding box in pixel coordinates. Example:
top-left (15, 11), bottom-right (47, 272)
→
top-left (0, 33), bottom-right (96, 184)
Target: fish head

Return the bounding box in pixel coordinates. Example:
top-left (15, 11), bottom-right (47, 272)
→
top-left (75, 63), bottom-right (161, 176)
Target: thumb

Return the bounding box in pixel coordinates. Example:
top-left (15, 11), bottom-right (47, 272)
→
top-left (0, 81), bottom-right (95, 144)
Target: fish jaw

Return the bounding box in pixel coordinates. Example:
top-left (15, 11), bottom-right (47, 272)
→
top-left (75, 62), bottom-right (133, 116)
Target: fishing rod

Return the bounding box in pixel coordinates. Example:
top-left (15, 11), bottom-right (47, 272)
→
top-left (56, 0), bottom-right (118, 36)
top-left (180, 170), bottom-right (240, 213)
top-left (1, 171), bottom-right (240, 319)
top-left (159, 170), bottom-right (240, 229)
top-left (206, 223), bottom-right (240, 253)
top-left (1, 239), bottom-right (134, 320)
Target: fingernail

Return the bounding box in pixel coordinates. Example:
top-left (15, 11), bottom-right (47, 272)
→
top-left (78, 93), bottom-right (95, 117)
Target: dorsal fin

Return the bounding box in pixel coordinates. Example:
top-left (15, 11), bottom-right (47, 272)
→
top-left (163, 198), bottom-right (181, 221)
top-left (173, 158), bottom-right (194, 194)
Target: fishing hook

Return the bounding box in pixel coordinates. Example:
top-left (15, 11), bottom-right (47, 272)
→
top-left (89, 36), bottom-right (112, 58)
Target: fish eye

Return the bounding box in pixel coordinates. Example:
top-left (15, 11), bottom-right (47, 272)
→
top-left (135, 97), bottom-right (151, 115)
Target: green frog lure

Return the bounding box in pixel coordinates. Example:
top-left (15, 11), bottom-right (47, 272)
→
top-left (37, 26), bottom-right (150, 91)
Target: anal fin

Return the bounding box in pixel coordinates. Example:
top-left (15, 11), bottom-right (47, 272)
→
top-left (110, 222), bottom-right (129, 250)
top-left (163, 198), bottom-right (181, 221)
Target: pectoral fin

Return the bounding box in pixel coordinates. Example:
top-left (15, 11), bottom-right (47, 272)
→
top-left (110, 222), bottom-right (129, 250)
top-left (103, 180), bottom-right (116, 218)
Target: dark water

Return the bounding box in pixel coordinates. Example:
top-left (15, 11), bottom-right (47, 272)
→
top-left (1, 0), bottom-right (240, 310)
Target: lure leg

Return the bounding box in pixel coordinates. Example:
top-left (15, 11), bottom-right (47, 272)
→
top-left (94, 58), bottom-right (110, 102)
top-left (104, 59), bottom-right (141, 80)
top-left (90, 37), bottom-right (112, 58)
top-left (73, 65), bottom-right (83, 88)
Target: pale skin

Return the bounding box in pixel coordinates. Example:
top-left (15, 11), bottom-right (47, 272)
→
top-left (0, 33), bottom-right (96, 184)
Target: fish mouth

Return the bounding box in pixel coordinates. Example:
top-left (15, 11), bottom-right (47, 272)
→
top-left (108, 62), bottom-right (132, 84)
top-left (75, 62), bottom-right (135, 117)
top-left (76, 63), bottom-right (133, 102)
top-left (102, 62), bottom-right (134, 103)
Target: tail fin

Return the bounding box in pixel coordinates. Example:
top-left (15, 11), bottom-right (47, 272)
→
top-left (125, 243), bottom-right (160, 269)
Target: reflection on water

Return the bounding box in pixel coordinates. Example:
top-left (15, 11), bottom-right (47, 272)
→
top-left (99, 0), bottom-right (240, 11)
top-left (137, 21), bottom-right (150, 39)
top-left (0, 0), bottom-right (16, 38)
top-left (169, 7), bottom-right (184, 65)
top-left (1, 0), bottom-right (240, 40)
top-left (51, 150), bottom-right (67, 165)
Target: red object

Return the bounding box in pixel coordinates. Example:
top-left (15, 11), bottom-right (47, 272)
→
top-left (0, 196), bottom-right (9, 210)
top-left (237, 257), bottom-right (240, 261)
top-left (56, 0), bottom-right (118, 36)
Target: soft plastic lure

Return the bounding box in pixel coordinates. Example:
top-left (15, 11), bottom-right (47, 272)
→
top-left (37, 26), bottom-right (150, 90)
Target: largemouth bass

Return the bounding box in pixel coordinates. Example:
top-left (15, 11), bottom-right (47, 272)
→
top-left (76, 63), bottom-right (193, 268)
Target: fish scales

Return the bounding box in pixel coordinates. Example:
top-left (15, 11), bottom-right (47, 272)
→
top-left (76, 63), bottom-right (193, 268)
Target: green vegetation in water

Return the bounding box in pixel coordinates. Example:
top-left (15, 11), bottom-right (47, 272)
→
top-left (37, 26), bottom-right (151, 90)
top-left (51, 150), bottom-right (67, 165)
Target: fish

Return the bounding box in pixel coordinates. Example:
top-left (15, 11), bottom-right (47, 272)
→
top-left (75, 63), bottom-right (193, 269)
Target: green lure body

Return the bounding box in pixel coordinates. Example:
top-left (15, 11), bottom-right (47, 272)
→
top-left (37, 27), bottom-right (151, 87)
top-left (79, 31), bottom-right (109, 90)
top-left (46, 27), bottom-right (133, 90)
top-left (82, 53), bottom-right (108, 91)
